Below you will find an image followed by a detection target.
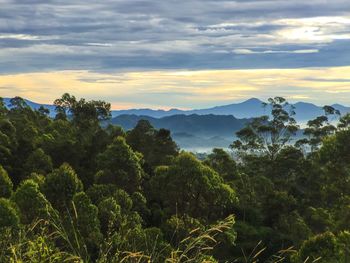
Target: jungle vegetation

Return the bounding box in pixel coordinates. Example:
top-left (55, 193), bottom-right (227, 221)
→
top-left (0, 94), bottom-right (350, 262)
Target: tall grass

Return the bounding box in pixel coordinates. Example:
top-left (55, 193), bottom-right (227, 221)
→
top-left (2, 210), bottom-right (298, 262)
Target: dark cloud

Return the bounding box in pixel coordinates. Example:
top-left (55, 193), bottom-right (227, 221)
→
top-left (0, 0), bottom-right (349, 73)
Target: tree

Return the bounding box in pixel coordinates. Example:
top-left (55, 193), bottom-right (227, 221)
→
top-left (43, 163), bottom-right (83, 211)
top-left (42, 119), bottom-right (79, 169)
top-left (86, 184), bottom-right (133, 211)
top-left (131, 191), bottom-right (151, 223)
top-left (204, 148), bottom-right (237, 182)
top-left (9, 97), bottom-right (30, 110)
top-left (71, 192), bottom-right (102, 257)
top-left (0, 198), bottom-right (19, 229)
top-left (53, 94), bottom-right (112, 187)
top-left (54, 93), bottom-right (111, 126)
top-left (231, 97), bottom-right (298, 160)
top-left (291, 232), bottom-right (342, 263)
top-left (24, 148), bottom-right (53, 176)
top-left (0, 97), bottom-right (8, 116)
top-left (149, 152), bottom-right (237, 220)
top-left (95, 137), bottom-right (143, 193)
top-left (127, 120), bottom-right (178, 171)
top-left (338, 113), bottom-right (350, 130)
top-left (0, 119), bottom-right (16, 170)
top-left (162, 214), bottom-right (203, 246)
top-left (97, 197), bottom-right (122, 235)
top-left (120, 227), bottom-right (171, 262)
top-left (0, 165), bottom-right (13, 198)
top-left (296, 105), bottom-right (339, 152)
top-left (12, 180), bottom-right (52, 224)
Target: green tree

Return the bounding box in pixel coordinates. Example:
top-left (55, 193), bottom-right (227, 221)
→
top-left (150, 152), bottom-right (237, 220)
top-left (86, 184), bottom-right (133, 211)
top-left (54, 93), bottom-right (111, 126)
top-left (0, 198), bottom-right (19, 229)
top-left (162, 214), bottom-right (203, 246)
top-left (131, 191), bottom-right (151, 224)
top-left (12, 180), bottom-right (52, 224)
top-left (291, 232), bottom-right (341, 263)
top-left (204, 148), bottom-right (237, 182)
top-left (0, 165), bottom-right (13, 198)
top-left (71, 192), bottom-right (102, 257)
top-left (95, 136), bottom-right (143, 193)
top-left (231, 97), bottom-right (298, 160)
top-left (0, 97), bottom-right (8, 116)
top-left (127, 120), bottom-right (178, 171)
top-left (24, 148), bottom-right (53, 176)
top-left (43, 163), bottom-right (83, 211)
top-left (296, 105), bottom-right (339, 152)
top-left (0, 119), bottom-right (16, 170)
top-left (338, 113), bottom-right (350, 130)
top-left (97, 197), bottom-right (122, 235)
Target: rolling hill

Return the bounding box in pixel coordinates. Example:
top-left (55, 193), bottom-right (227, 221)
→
top-left (111, 98), bottom-right (350, 123)
top-left (2, 96), bottom-right (350, 151)
top-left (106, 114), bottom-right (249, 150)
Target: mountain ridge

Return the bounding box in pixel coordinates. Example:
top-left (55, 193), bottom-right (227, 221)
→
top-left (107, 113), bottom-right (249, 150)
top-left (2, 97), bottom-right (350, 122)
top-left (111, 98), bottom-right (350, 121)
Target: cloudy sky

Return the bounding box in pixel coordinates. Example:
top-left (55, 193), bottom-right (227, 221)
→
top-left (0, 0), bottom-right (350, 109)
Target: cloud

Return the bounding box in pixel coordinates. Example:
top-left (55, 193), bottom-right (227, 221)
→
top-left (1, 66), bottom-right (350, 108)
top-left (233, 49), bottom-right (319, 54)
top-left (0, 1), bottom-right (349, 73)
top-left (0, 34), bottom-right (57, 40)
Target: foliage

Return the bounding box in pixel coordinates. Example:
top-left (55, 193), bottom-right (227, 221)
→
top-left (0, 165), bottom-right (13, 198)
top-left (150, 152), bottom-right (237, 220)
top-left (43, 163), bottom-right (83, 211)
top-left (12, 180), bottom-right (53, 224)
top-left (1, 94), bottom-right (350, 262)
top-left (231, 97), bottom-right (299, 160)
top-left (0, 198), bottom-right (19, 229)
top-left (95, 136), bottom-right (143, 193)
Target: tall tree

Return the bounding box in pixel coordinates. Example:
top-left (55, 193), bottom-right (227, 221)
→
top-left (149, 152), bottom-right (237, 220)
top-left (95, 136), bottom-right (144, 193)
top-left (231, 97), bottom-right (299, 160)
top-left (43, 163), bottom-right (83, 212)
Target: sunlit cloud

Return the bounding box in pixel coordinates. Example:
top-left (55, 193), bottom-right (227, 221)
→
top-left (1, 66), bottom-right (350, 109)
top-left (0, 34), bottom-right (57, 40)
top-left (275, 16), bottom-right (350, 44)
top-left (233, 49), bottom-right (319, 54)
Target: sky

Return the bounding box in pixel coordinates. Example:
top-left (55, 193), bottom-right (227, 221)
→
top-left (0, 0), bottom-right (350, 109)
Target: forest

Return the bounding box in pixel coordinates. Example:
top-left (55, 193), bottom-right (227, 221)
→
top-left (0, 94), bottom-right (350, 262)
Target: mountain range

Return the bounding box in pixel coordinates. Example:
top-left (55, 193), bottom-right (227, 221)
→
top-left (112, 98), bottom-right (350, 122)
top-left (3, 97), bottom-right (350, 151)
top-left (4, 97), bottom-right (350, 122)
top-left (107, 114), bottom-right (249, 151)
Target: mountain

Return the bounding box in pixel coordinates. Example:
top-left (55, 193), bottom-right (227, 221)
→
top-left (112, 98), bottom-right (350, 122)
top-left (3, 96), bottom-right (350, 151)
top-left (111, 98), bottom-right (265, 118)
top-left (111, 108), bottom-right (185, 118)
top-left (3, 97), bottom-right (350, 123)
top-left (107, 114), bottom-right (249, 150)
top-left (108, 114), bottom-right (248, 137)
top-left (3, 98), bottom-right (57, 117)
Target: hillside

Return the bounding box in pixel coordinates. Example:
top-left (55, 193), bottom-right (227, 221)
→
top-left (4, 97), bottom-right (350, 123)
top-left (107, 114), bottom-right (249, 150)
top-left (112, 98), bottom-right (350, 122)
top-left (1, 94), bottom-right (350, 262)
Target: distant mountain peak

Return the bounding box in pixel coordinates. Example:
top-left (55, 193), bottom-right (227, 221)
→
top-left (243, 97), bottom-right (263, 103)
top-left (3, 96), bottom-right (350, 122)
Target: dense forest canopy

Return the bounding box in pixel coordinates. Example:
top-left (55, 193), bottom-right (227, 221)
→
top-left (0, 94), bottom-right (350, 262)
